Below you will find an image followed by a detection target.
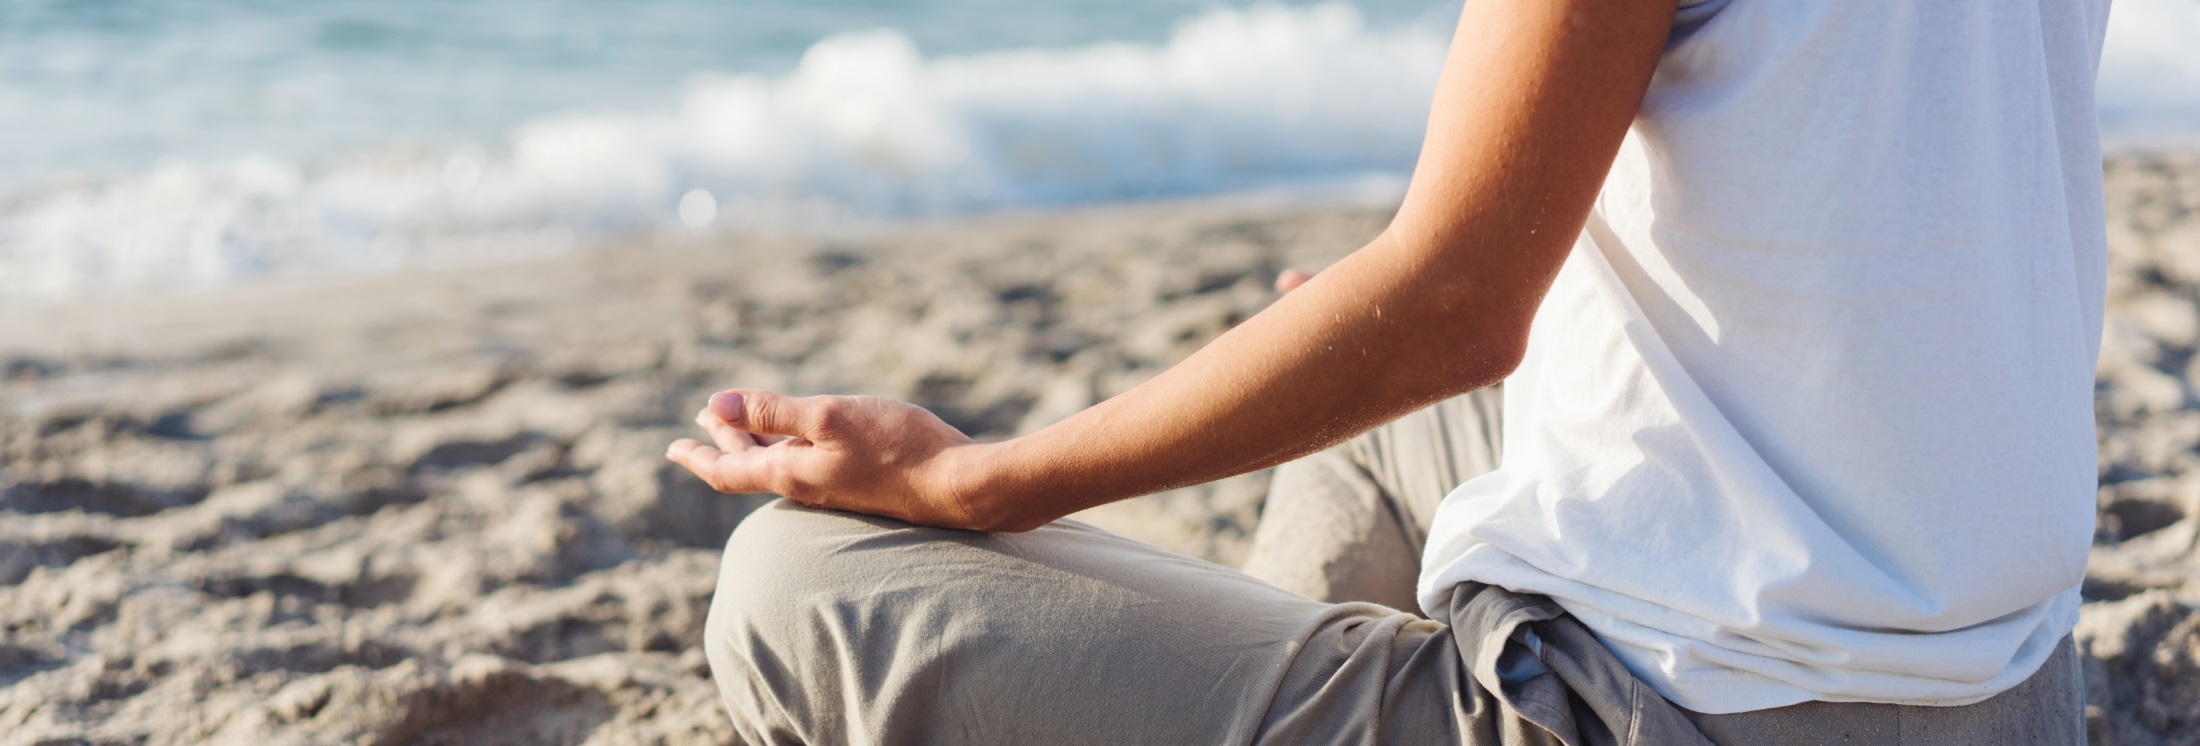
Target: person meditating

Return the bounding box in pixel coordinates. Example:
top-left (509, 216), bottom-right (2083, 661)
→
top-left (666, 0), bottom-right (2108, 741)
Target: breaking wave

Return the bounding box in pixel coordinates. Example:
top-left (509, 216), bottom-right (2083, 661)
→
top-left (0, 3), bottom-right (1444, 303)
top-left (4, 0), bottom-right (2196, 303)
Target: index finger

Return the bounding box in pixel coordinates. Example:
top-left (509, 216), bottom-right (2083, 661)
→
top-left (696, 407), bottom-right (762, 453)
top-left (666, 436), bottom-right (802, 498)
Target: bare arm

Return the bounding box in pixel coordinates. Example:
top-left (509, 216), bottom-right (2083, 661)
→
top-left (669, 0), bottom-right (1676, 531)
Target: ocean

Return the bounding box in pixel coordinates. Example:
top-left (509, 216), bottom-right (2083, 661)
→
top-left (1, 0), bottom-right (2196, 304)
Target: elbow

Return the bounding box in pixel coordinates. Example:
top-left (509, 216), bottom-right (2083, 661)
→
top-left (1488, 343), bottom-right (1527, 383)
top-left (1444, 321), bottom-right (1530, 394)
top-left (1472, 335), bottom-right (1528, 389)
top-left (1406, 271), bottom-right (1540, 393)
top-left (1405, 333), bottom-right (1524, 403)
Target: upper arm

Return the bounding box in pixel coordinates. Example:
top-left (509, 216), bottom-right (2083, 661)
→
top-left (1383, 0), bottom-right (1676, 347)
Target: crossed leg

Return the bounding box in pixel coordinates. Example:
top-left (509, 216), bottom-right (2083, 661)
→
top-left (703, 502), bottom-right (1484, 744)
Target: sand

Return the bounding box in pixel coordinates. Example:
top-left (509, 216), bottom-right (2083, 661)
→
top-left (2, 154), bottom-right (2198, 744)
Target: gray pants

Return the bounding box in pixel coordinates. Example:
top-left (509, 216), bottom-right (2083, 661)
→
top-left (705, 393), bottom-right (2088, 744)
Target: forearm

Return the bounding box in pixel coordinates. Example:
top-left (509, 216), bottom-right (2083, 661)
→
top-left (942, 0), bottom-right (1675, 531)
top-left (952, 220), bottom-right (1545, 530)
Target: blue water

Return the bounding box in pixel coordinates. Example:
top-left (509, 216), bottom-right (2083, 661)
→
top-left (0, 0), bottom-right (1454, 188)
top-left (0, 0), bottom-right (2194, 303)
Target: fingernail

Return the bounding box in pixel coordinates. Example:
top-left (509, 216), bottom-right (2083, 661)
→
top-left (710, 392), bottom-right (745, 423)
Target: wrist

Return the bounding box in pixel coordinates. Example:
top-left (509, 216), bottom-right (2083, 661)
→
top-left (930, 440), bottom-right (1044, 532)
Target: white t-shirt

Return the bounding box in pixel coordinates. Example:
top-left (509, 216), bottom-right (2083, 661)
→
top-left (1418, 0), bottom-right (2114, 714)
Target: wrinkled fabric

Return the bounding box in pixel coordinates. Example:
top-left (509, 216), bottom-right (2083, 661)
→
top-left (706, 498), bottom-right (2085, 744)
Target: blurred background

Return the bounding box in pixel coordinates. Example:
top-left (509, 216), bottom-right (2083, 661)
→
top-left (6, 1), bottom-right (2200, 744)
top-left (3, 0), bottom-right (2196, 305)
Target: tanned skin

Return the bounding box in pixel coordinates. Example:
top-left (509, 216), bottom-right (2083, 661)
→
top-left (667, 0), bottom-right (1678, 532)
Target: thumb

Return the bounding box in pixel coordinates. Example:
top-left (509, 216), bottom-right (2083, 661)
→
top-left (710, 390), bottom-right (815, 439)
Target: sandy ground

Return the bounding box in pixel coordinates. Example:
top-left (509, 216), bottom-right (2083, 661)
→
top-left (2, 153), bottom-right (2199, 744)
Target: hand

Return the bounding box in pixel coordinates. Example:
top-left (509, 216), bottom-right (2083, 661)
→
top-left (1274, 268), bottom-right (1314, 293)
top-left (665, 390), bottom-right (990, 529)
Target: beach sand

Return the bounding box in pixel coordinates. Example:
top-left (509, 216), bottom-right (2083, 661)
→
top-left (4, 153), bottom-right (2199, 743)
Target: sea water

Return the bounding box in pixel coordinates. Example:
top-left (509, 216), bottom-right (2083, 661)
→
top-left (0, 0), bottom-right (2195, 304)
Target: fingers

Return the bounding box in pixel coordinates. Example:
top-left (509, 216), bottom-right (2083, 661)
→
top-left (665, 438), bottom-right (725, 488)
top-left (698, 398), bottom-right (794, 446)
top-left (676, 388), bottom-right (826, 497)
top-left (695, 408), bottom-right (758, 452)
top-left (666, 437), bottom-right (781, 496)
top-left (675, 388), bottom-right (850, 501)
top-left (709, 391), bottom-right (745, 422)
top-left (1274, 267), bottom-right (1314, 293)
top-left (669, 428), bottom-right (827, 498)
top-left (710, 389), bottom-right (827, 440)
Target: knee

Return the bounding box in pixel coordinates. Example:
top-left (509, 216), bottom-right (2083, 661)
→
top-left (703, 500), bottom-right (855, 734)
top-left (704, 500), bottom-right (853, 657)
top-left (704, 501), bottom-right (948, 738)
top-left (714, 499), bottom-right (834, 584)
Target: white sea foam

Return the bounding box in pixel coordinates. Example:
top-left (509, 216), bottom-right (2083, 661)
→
top-left (0, 3), bottom-right (1444, 303)
top-left (3, 0), bottom-right (2197, 303)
